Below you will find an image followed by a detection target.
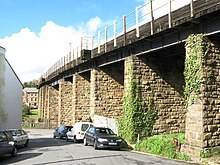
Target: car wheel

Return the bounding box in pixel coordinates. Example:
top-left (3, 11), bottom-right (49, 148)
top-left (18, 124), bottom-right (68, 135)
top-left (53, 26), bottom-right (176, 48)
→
top-left (83, 138), bottom-right (88, 146)
top-left (53, 135), bottom-right (56, 138)
top-left (11, 147), bottom-right (17, 157)
top-left (24, 140), bottom-right (29, 147)
top-left (73, 136), bottom-right (77, 143)
top-left (58, 134), bottom-right (62, 139)
top-left (94, 140), bottom-right (98, 150)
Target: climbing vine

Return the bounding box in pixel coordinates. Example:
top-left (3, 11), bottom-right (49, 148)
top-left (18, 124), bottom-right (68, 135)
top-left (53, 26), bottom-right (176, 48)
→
top-left (118, 64), bottom-right (156, 143)
top-left (184, 34), bottom-right (212, 106)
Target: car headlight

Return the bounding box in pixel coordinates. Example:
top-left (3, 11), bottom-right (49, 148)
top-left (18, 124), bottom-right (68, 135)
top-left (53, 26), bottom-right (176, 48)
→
top-left (98, 138), bottom-right (108, 142)
top-left (9, 141), bottom-right (15, 146)
top-left (116, 139), bottom-right (122, 142)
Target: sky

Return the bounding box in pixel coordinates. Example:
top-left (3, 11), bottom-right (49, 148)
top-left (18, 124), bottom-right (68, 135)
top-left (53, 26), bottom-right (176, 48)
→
top-left (0, 0), bottom-right (188, 83)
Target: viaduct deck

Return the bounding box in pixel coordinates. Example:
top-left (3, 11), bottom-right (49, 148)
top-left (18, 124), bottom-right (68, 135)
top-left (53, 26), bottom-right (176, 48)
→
top-left (39, 0), bottom-right (220, 87)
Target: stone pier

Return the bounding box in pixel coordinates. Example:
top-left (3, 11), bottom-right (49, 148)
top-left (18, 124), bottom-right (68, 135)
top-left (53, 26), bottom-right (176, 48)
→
top-left (90, 63), bottom-right (124, 120)
top-left (72, 72), bottom-right (91, 123)
top-left (181, 35), bottom-right (220, 160)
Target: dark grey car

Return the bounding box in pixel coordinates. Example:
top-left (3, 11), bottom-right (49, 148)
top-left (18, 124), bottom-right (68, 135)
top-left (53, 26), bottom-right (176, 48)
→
top-left (83, 127), bottom-right (122, 150)
top-left (0, 130), bottom-right (17, 157)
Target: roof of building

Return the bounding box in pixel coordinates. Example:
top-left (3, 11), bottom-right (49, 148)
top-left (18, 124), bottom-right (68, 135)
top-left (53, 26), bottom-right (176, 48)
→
top-left (1, 46), bottom-right (24, 88)
top-left (23, 87), bottom-right (38, 93)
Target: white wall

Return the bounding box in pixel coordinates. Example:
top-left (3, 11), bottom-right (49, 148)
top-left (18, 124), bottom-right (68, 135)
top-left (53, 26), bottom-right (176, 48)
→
top-left (0, 47), bottom-right (7, 129)
top-left (94, 115), bottom-right (118, 134)
top-left (0, 47), bottom-right (23, 129)
top-left (5, 60), bottom-right (23, 129)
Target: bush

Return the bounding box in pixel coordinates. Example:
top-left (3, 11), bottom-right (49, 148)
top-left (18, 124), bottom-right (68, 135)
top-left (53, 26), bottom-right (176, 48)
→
top-left (135, 133), bottom-right (190, 161)
top-left (22, 105), bottom-right (31, 116)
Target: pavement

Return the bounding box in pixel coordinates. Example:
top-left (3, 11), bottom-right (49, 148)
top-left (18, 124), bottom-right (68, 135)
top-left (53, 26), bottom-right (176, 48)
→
top-left (200, 155), bottom-right (220, 165)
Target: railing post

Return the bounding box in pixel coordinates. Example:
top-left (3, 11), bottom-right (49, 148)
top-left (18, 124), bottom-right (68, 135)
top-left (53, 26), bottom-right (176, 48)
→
top-left (81, 36), bottom-right (83, 51)
top-left (136, 7), bottom-right (140, 38)
top-left (98, 31), bottom-right (100, 53)
top-left (76, 47), bottom-right (78, 65)
top-left (190, 0), bottom-right (194, 17)
top-left (149, 0), bottom-right (154, 35)
top-left (91, 37), bottom-right (94, 58)
top-left (105, 27), bottom-right (107, 52)
top-left (123, 15), bottom-right (126, 45)
top-left (114, 21), bottom-right (116, 47)
top-left (168, 0), bottom-right (172, 28)
top-left (80, 37), bottom-right (83, 60)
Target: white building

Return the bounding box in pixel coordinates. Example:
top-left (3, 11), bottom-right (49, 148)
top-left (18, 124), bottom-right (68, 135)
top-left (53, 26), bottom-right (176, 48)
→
top-left (0, 46), bottom-right (23, 129)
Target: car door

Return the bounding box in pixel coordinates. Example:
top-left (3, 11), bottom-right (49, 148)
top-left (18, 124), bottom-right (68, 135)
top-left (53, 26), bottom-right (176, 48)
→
top-left (86, 127), bottom-right (95, 144)
top-left (20, 130), bottom-right (28, 145)
top-left (0, 132), bottom-right (12, 155)
top-left (16, 130), bottom-right (23, 146)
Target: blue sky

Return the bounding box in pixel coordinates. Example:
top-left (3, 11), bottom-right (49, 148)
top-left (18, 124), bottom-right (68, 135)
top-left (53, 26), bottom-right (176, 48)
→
top-left (0, 0), bottom-right (144, 38)
top-left (0, 0), bottom-right (146, 82)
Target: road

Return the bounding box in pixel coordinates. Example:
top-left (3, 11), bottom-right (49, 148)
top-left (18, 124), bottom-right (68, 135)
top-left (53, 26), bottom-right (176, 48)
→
top-left (0, 129), bottom-right (197, 165)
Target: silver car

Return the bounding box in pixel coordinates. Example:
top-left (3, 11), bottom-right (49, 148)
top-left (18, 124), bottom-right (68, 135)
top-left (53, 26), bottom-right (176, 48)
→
top-left (7, 129), bottom-right (29, 147)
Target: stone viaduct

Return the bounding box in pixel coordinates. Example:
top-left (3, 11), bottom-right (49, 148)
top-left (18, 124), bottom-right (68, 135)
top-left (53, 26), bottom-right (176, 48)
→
top-left (38, 0), bottom-right (220, 159)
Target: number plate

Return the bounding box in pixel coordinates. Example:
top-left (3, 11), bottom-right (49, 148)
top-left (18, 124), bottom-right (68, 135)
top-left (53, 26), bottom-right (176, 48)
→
top-left (108, 142), bottom-right (117, 145)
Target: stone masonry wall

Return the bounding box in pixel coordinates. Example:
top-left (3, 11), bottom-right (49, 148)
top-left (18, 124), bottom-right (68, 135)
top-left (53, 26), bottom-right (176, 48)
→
top-left (72, 73), bottom-right (91, 123)
top-left (48, 86), bottom-right (59, 128)
top-left (38, 87), bottom-right (44, 120)
top-left (125, 55), bottom-right (185, 135)
top-left (90, 68), bottom-right (124, 120)
top-left (59, 80), bottom-right (73, 125)
top-left (202, 36), bottom-right (220, 151)
top-left (44, 86), bottom-right (49, 125)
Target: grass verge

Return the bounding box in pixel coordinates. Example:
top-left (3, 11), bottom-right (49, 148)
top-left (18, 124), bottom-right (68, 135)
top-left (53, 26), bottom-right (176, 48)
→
top-left (135, 133), bottom-right (190, 161)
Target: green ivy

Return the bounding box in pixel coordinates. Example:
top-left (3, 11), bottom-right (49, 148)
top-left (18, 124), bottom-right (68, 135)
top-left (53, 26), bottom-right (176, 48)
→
top-left (184, 34), bottom-right (211, 106)
top-left (118, 64), bottom-right (156, 143)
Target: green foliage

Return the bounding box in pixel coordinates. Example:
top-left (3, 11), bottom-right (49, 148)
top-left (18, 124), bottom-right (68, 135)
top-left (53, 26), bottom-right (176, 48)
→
top-left (200, 149), bottom-right (220, 158)
top-left (22, 105), bottom-right (39, 121)
top-left (135, 133), bottom-right (190, 161)
top-left (22, 104), bottom-right (31, 116)
top-left (184, 34), bottom-right (211, 106)
top-left (23, 79), bottom-right (38, 87)
top-left (118, 64), bottom-right (156, 143)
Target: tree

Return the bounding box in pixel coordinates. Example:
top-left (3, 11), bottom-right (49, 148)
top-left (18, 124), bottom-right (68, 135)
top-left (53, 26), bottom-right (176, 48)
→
top-left (23, 79), bottom-right (38, 88)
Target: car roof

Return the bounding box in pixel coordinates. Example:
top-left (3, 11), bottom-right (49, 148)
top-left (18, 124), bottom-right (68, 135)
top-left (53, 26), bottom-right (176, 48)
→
top-left (6, 129), bottom-right (19, 131)
top-left (93, 126), bottom-right (110, 129)
top-left (74, 122), bottom-right (93, 125)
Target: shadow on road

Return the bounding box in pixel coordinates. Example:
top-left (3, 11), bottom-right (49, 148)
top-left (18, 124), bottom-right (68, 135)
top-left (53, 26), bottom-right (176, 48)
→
top-left (0, 137), bottom-right (77, 164)
top-left (0, 153), bottom-right (43, 165)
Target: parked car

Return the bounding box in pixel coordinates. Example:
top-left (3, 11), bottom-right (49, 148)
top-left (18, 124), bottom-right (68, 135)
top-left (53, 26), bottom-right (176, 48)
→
top-left (53, 126), bottom-right (73, 139)
top-left (66, 122), bottom-right (93, 142)
top-left (0, 130), bottom-right (17, 157)
top-left (83, 126), bottom-right (122, 150)
top-left (7, 129), bottom-right (29, 147)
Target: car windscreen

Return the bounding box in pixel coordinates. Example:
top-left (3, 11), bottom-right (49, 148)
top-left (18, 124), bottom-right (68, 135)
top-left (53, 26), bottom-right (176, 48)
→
top-left (8, 130), bottom-right (16, 136)
top-left (95, 128), bottom-right (115, 135)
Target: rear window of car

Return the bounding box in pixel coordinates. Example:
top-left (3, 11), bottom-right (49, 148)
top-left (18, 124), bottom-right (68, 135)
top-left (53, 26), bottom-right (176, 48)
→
top-left (65, 126), bottom-right (73, 130)
top-left (95, 128), bottom-right (115, 135)
top-left (81, 124), bottom-right (90, 132)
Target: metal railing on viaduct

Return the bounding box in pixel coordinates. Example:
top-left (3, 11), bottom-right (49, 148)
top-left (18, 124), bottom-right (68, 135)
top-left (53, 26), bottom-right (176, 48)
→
top-left (38, 0), bottom-right (220, 161)
top-left (39, 0), bottom-right (220, 85)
